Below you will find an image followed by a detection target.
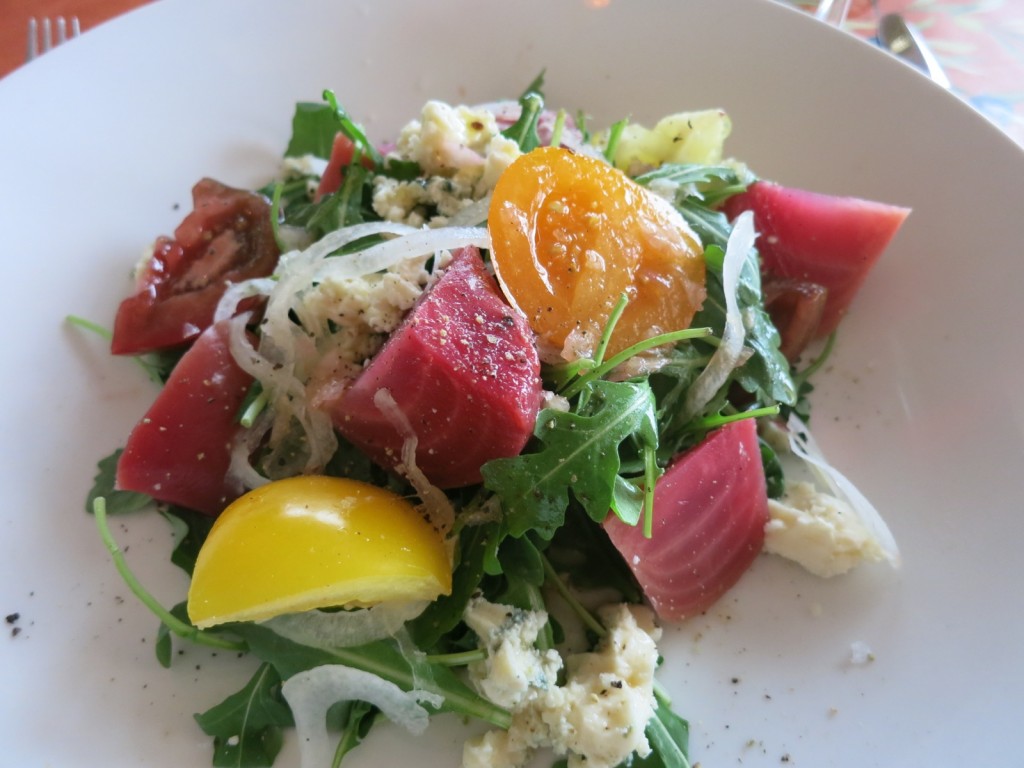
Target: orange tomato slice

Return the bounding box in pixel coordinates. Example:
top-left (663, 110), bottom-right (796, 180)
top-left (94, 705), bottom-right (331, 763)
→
top-left (488, 146), bottom-right (705, 359)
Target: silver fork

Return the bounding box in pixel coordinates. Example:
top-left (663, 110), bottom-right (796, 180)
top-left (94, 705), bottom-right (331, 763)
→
top-left (26, 16), bottom-right (82, 63)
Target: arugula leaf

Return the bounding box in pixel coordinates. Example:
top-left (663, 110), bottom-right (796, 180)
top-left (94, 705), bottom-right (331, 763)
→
top-left (634, 697), bottom-right (692, 768)
top-left (635, 162), bottom-right (747, 207)
top-left (679, 200), bottom-right (796, 409)
top-left (194, 662), bottom-right (293, 768)
top-left (328, 700), bottom-right (376, 765)
top-left (285, 101), bottom-right (347, 160)
top-left (231, 624), bottom-right (512, 729)
top-left (518, 69), bottom-right (546, 100)
top-left (482, 380), bottom-right (658, 539)
top-left (308, 163), bottom-right (374, 232)
top-left (85, 449), bottom-right (151, 515)
top-left (602, 117), bottom-right (629, 163)
top-left (162, 506), bottom-right (216, 576)
top-left (759, 437), bottom-right (786, 499)
top-left (322, 90), bottom-right (384, 168)
top-left (501, 91), bottom-right (544, 153)
top-left (407, 521), bottom-right (499, 650)
top-left (155, 600), bottom-right (191, 668)
top-left (493, 535), bottom-right (546, 607)
top-left (545, 504), bottom-right (642, 603)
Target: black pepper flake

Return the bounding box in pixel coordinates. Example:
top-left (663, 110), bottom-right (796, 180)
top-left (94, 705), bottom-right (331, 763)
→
top-left (610, 680), bottom-right (623, 689)
top-left (5, 612), bottom-right (19, 624)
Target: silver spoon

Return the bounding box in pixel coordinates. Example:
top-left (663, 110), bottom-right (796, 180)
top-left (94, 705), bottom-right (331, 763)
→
top-left (876, 13), bottom-right (951, 89)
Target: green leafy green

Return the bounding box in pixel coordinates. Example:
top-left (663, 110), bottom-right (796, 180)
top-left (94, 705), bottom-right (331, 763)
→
top-left (602, 117), bottom-right (629, 162)
top-left (85, 448), bottom-right (151, 515)
top-left (517, 69), bottom-right (546, 100)
top-left (93, 498), bottom-right (246, 654)
top-left (285, 101), bottom-right (348, 159)
top-left (406, 521), bottom-right (499, 650)
top-left (634, 162), bottom-right (747, 207)
top-left (320, 90), bottom-right (383, 167)
top-left (155, 600), bottom-right (191, 668)
top-left (759, 437), bottom-right (786, 499)
top-left (162, 506), bottom-right (217, 576)
top-left (680, 201), bottom-right (796, 409)
top-left (545, 505), bottom-right (642, 603)
top-left (231, 624), bottom-right (512, 729)
top-left (634, 696), bottom-right (692, 768)
top-left (194, 663), bottom-right (293, 768)
top-left (328, 700), bottom-right (376, 767)
top-left (501, 91), bottom-right (544, 153)
top-left (482, 379), bottom-right (658, 539)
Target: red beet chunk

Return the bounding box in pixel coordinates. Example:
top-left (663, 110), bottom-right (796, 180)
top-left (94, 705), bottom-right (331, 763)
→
top-left (604, 419), bottom-right (769, 621)
top-left (330, 246), bottom-right (541, 488)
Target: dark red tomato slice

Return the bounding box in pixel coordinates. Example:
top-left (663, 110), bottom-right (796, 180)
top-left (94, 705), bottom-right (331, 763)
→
top-left (723, 181), bottom-right (909, 337)
top-left (111, 178), bottom-right (280, 356)
top-left (604, 418), bottom-right (768, 622)
top-left (116, 320), bottom-right (252, 515)
top-left (315, 134), bottom-right (376, 202)
top-left (327, 246), bottom-right (542, 489)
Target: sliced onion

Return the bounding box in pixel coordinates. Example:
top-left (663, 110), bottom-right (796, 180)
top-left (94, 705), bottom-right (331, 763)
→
top-left (682, 210), bottom-right (755, 419)
top-left (263, 601), bottom-right (428, 649)
top-left (226, 408), bottom-right (272, 491)
top-left (310, 226), bottom-right (489, 284)
top-left (223, 224), bottom-right (490, 479)
top-left (372, 388), bottom-right (456, 538)
top-left (447, 194), bottom-right (491, 227)
top-left (282, 664), bottom-right (444, 768)
top-left (784, 413), bottom-right (901, 567)
top-left (214, 277), bottom-right (277, 324)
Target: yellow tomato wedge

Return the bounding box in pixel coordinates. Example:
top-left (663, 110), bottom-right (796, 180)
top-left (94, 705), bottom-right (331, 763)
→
top-left (488, 146), bottom-right (706, 360)
top-left (187, 476), bottom-right (451, 629)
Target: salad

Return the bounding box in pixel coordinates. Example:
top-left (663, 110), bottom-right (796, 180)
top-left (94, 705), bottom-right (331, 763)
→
top-left (82, 74), bottom-right (906, 768)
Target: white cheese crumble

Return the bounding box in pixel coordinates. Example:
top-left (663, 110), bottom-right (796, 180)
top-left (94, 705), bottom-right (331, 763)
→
top-left (462, 598), bottom-right (661, 768)
top-left (301, 252), bottom-right (445, 407)
top-left (374, 100), bottom-right (522, 227)
top-left (764, 481), bottom-right (889, 577)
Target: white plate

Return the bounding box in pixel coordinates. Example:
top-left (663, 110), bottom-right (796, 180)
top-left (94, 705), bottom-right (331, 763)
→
top-left (2, 0), bottom-right (1022, 765)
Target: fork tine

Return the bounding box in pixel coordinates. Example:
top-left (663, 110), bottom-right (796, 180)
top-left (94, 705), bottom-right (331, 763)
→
top-left (25, 16), bottom-right (82, 63)
top-left (26, 17), bottom-right (38, 62)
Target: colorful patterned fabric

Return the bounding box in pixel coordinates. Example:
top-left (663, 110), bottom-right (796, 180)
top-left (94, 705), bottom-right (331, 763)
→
top-left (792, 0), bottom-right (1024, 144)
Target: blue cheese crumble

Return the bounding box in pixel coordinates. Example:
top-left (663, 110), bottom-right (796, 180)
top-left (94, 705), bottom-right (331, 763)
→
top-left (462, 598), bottom-right (661, 768)
top-left (765, 481), bottom-right (889, 577)
top-left (373, 101), bottom-right (521, 227)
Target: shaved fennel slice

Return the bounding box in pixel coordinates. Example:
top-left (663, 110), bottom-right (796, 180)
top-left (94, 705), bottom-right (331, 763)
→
top-left (226, 310), bottom-right (338, 478)
top-left (373, 388), bottom-right (456, 539)
top-left (309, 225), bottom-right (490, 284)
top-left (214, 277), bottom-right (277, 324)
top-left (784, 413), bottom-right (901, 567)
top-left (263, 601), bottom-right (428, 649)
top-left (227, 408), bottom-right (273, 491)
top-left (682, 210), bottom-right (755, 419)
top-left (224, 225), bottom-right (490, 478)
top-left (447, 193), bottom-right (492, 227)
top-left (301, 220), bottom-right (420, 263)
top-left (282, 665), bottom-right (443, 768)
